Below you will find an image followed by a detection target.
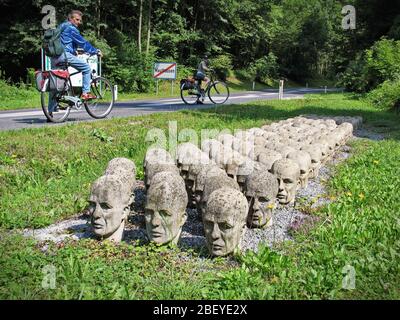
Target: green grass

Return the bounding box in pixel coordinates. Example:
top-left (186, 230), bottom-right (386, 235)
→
top-left (0, 79), bottom-right (41, 110)
top-left (0, 93), bottom-right (399, 299)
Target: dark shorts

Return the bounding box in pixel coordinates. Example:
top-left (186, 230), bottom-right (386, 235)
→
top-left (196, 71), bottom-right (206, 80)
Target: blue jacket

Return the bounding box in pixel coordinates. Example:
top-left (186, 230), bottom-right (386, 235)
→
top-left (59, 21), bottom-right (98, 55)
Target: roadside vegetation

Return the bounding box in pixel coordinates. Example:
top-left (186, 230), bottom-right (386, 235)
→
top-left (1, 93), bottom-right (399, 299)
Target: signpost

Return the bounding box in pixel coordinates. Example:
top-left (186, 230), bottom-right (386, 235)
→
top-left (153, 62), bottom-right (177, 95)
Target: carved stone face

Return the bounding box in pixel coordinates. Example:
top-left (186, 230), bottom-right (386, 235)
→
top-left (287, 150), bottom-right (312, 189)
top-left (199, 175), bottom-right (240, 217)
top-left (145, 172), bottom-right (188, 245)
top-left (271, 159), bottom-right (300, 205)
top-left (176, 143), bottom-right (202, 177)
top-left (245, 171), bottom-right (278, 228)
top-left (89, 175), bottom-right (133, 242)
top-left (203, 187), bottom-right (248, 256)
top-left (300, 145), bottom-right (322, 179)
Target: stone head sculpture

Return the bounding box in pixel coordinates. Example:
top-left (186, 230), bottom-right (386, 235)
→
top-left (199, 174), bottom-right (240, 217)
top-left (287, 150), bottom-right (312, 189)
top-left (257, 150), bottom-right (282, 171)
top-left (244, 171), bottom-right (278, 228)
top-left (144, 162), bottom-right (180, 189)
top-left (203, 187), bottom-right (248, 257)
top-left (176, 143), bottom-right (202, 179)
top-left (89, 175), bottom-right (134, 242)
top-left (300, 145), bottom-right (322, 179)
top-left (104, 157), bottom-right (136, 190)
top-left (271, 158), bottom-right (300, 205)
top-left (145, 172), bottom-right (188, 245)
top-left (144, 147), bottom-right (174, 169)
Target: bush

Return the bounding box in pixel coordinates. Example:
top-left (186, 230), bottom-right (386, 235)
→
top-left (210, 54), bottom-right (233, 81)
top-left (250, 52), bottom-right (279, 84)
top-left (367, 80), bottom-right (400, 110)
top-left (339, 39), bottom-right (400, 93)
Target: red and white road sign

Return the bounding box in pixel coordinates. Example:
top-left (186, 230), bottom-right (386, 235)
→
top-left (153, 62), bottom-right (177, 80)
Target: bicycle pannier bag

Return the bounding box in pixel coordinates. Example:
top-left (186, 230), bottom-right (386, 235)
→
top-left (34, 71), bottom-right (49, 92)
top-left (48, 70), bottom-right (69, 92)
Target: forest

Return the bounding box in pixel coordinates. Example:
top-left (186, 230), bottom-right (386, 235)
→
top-left (1, 0), bottom-right (400, 106)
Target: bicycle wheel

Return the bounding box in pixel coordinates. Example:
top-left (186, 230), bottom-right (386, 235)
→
top-left (180, 84), bottom-right (200, 105)
top-left (41, 91), bottom-right (71, 123)
top-left (84, 77), bottom-right (115, 119)
top-left (208, 81), bottom-right (229, 104)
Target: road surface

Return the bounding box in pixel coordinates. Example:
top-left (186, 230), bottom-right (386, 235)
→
top-left (0, 88), bottom-right (334, 131)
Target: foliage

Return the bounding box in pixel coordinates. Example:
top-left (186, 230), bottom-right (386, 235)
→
top-left (2, 0), bottom-right (400, 90)
top-left (210, 54), bottom-right (233, 81)
top-left (250, 52), bottom-right (279, 84)
top-left (367, 80), bottom-right (400, 111)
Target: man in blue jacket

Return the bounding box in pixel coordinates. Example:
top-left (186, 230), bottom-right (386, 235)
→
top-left (48, 10), bottom-right (102, 115)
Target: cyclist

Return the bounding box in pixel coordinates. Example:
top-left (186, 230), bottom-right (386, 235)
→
top-left (195, 54), bottom-right (212, 104)
top-left (48, 10), bottom-right (102, 117)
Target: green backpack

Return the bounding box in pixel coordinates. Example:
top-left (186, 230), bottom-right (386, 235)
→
top-left (42, 24), bottom-right (67, 57)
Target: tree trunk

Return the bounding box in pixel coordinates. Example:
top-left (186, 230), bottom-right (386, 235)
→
top-left (138, 0), bottom-right (143, 53)
top-left (146, 0), bottom-right (152, 56)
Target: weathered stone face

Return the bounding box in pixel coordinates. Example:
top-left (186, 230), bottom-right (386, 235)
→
top-left (300, 145), bottom-right (322, 179)
top-left (176, 143), bottom-right (202, 179)
top-left (199, 175), bottom-right (240, 217)
top-left (145, 172), bottom-right (188, 245)
top-left (145, 162), bottom-right (180, 189)
top-left (312, 142), bottom-right (330, 163)
top-left (245, 171), bottom-right (278, 228)
top-left (287, 150), bottom-right (312, 188)
top-left (271, 158), bottom-right (300, 205)
top-left (203, 187), bottom-right (248, 256)
top-left (89, 175), bottom-right (133, 242)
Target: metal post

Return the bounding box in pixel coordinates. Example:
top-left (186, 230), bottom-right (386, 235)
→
top-left (171, 80), bottom-right (174, 96)
top-left (252, 81), bottom-right (255, 91)
top-left (41, 48), bottom-right (44, 72)
top-left (324, 86), bottom-right (327, 94)
top-left (279, 80), bottom-right (284, 100)
top-left (156, 79), bottom-right (159, 95)
top-left (114, 85), bottom-right (118, 101)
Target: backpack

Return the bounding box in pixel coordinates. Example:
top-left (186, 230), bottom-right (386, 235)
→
top-left (42, 23), bottom-right (67, 57)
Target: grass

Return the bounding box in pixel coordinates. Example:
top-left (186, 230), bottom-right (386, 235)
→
top-left (0, 93), bottom-right (399, 299)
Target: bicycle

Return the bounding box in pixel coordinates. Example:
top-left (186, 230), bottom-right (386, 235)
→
top-left (40, 55), bottom-right (115, 123)
top-left (180, 70), bottom-right (229, 105)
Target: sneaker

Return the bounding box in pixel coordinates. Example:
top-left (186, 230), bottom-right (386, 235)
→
top-left (81, 92), bottom-right (97, 100)
top-left (197, 100), bottom-right (204, 105)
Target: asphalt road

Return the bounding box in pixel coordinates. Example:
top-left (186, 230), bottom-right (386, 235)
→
top-left (0, 88), bottom-right (334, 131)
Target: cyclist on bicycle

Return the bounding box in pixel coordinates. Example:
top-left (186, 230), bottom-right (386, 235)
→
top-left (48, 10), bottom-right (102, 116)
top-left (195, 54), bottom-right (211, 104)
